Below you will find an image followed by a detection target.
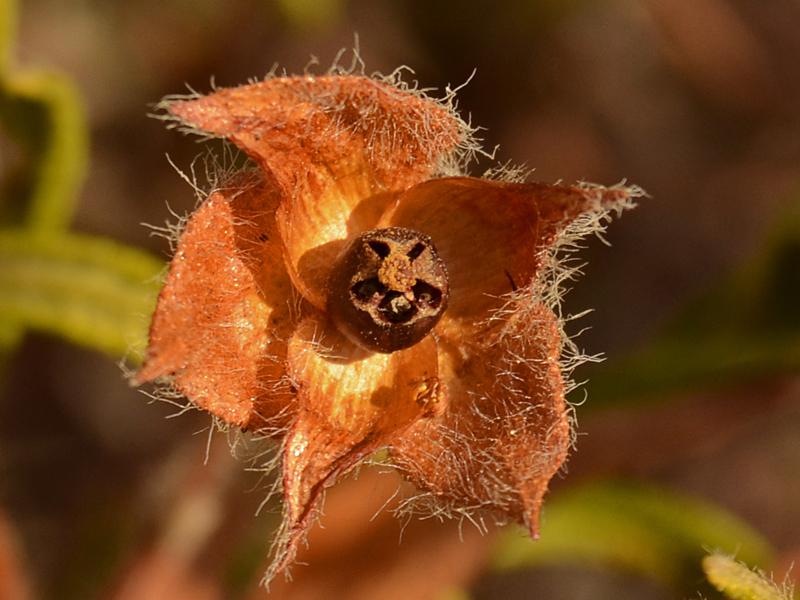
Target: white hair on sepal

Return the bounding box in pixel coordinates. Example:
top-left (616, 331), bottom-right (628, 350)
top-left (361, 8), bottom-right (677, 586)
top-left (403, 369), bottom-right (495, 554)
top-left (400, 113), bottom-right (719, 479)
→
top-left (482, 160), bottom-right (534, 183)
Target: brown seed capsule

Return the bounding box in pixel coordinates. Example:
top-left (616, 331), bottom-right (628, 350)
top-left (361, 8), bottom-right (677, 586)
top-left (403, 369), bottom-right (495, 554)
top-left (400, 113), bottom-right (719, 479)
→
top-left (328, 227), bottom-right (449, 353)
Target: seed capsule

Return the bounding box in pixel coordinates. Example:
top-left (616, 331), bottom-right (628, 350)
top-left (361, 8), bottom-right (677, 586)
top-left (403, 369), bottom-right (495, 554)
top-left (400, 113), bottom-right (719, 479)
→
top-left (328, 227), bottom-right (449, 353)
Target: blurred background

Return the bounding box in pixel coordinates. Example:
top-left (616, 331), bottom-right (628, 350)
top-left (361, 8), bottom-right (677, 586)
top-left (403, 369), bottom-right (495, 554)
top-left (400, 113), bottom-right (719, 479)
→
top-left (1, 0), bottom-right (799, 598)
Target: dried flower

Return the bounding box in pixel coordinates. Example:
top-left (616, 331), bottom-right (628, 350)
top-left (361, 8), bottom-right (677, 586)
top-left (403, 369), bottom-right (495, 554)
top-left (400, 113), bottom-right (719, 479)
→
top-left (137, 69), bottom-right (640, 580)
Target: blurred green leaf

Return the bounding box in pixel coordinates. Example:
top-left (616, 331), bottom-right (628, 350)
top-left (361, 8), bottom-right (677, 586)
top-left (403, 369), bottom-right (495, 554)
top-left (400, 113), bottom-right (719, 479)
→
top-left (275, 0), bottom-right (344, 30)
top-left (703, 553), bottom-right (794, 600)
top-left (0, 0), bottom-right (90, 362)
top-left (490, 482), bottom-right (773, 590)
top-left (0, 230), bottom-right (163, 360)
top-left (587, 196), bottom-right (800, 405)
top-left (0, 0), bottom-right (16, 72)
top-left (1, 69), bottom-right (88, 230)
top-left (438, 588), bottom-right (471, 600)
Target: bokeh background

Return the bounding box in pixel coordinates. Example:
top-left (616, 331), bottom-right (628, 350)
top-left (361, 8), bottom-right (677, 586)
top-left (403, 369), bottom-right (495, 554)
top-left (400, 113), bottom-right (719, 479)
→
top-left (1, 0), bottom-right (799, 598)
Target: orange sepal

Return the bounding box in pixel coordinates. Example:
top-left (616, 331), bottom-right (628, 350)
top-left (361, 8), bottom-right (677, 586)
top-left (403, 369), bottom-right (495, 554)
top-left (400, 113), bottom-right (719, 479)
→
top-left (271, 314), bottom-right (440, 575)
top-left (388, 302), bottom-right (570, 537)
top-left (166, 76), bottom-right (468, 309)
top-left (382, 177), bottom-right (636, 345)
top-left (137, 174), bottom-right (297, 430)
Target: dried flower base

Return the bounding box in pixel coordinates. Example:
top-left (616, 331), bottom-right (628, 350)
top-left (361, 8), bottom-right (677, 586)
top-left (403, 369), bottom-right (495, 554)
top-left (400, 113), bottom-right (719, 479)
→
top-left (137, 67), bottom-right (641, 582)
